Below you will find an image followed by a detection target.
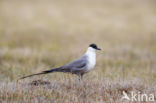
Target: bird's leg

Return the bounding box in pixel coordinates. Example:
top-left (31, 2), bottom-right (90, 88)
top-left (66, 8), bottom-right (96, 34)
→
top-left (78, 75), bottom-right (81, 82)
top-left (78, 74), bottom-right (83, 82)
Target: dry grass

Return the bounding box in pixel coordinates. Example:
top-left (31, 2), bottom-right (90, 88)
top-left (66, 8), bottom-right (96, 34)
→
top-left (0, 0), bottom-right (156, 103)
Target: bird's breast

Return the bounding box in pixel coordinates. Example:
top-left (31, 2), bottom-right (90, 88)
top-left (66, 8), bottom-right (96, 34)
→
top-left (86, 54), bottom-right (96, 71)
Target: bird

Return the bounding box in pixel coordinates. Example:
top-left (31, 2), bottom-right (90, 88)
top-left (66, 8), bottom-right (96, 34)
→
top-left (20, 43), bottom-right (101, 81)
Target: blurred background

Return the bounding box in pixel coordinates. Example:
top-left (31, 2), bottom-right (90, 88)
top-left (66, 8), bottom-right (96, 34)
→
top-left (0, 0), bottom-right (156, 82)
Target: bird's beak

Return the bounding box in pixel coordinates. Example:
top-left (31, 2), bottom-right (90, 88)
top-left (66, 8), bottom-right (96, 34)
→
top-left (96, 48), bottom-right (101, 50)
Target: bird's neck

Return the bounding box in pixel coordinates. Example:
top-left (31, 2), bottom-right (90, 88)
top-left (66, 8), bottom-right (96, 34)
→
top-left (85, 47), bottom-right (96, 57)
top-left (85, 47), bottom-right (96, 70)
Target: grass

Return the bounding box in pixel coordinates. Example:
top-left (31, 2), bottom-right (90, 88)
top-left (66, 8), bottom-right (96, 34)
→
top-left (0, 0), bottom-right (156, 102)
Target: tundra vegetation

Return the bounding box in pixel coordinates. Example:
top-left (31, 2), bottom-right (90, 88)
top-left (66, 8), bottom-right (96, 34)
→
top-left (0, 0), bottom-right (156, 103)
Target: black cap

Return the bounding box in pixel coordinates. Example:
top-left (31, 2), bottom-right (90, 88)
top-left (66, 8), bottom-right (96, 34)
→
top-left (89, 43), bottom-right (101, 50)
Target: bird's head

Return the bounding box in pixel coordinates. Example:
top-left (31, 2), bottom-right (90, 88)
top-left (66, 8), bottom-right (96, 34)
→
top-left (87, 43), bottom-right (101, 53)
top-left (89, 44), bottom-right (101, 50)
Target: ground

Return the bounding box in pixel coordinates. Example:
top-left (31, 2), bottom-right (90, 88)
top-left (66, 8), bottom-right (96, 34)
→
top-left (0, 0), bottom-right (156, 103)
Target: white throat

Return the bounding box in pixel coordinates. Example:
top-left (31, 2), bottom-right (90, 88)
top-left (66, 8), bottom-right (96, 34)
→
top-left (85, 47), bottom-right (96, 70)
top-left (86, 47), bottom-right (96, 54)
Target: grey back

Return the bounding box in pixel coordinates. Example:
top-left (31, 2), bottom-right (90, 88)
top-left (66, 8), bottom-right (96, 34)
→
top-left (62, 54), bottom-right (88, 74)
